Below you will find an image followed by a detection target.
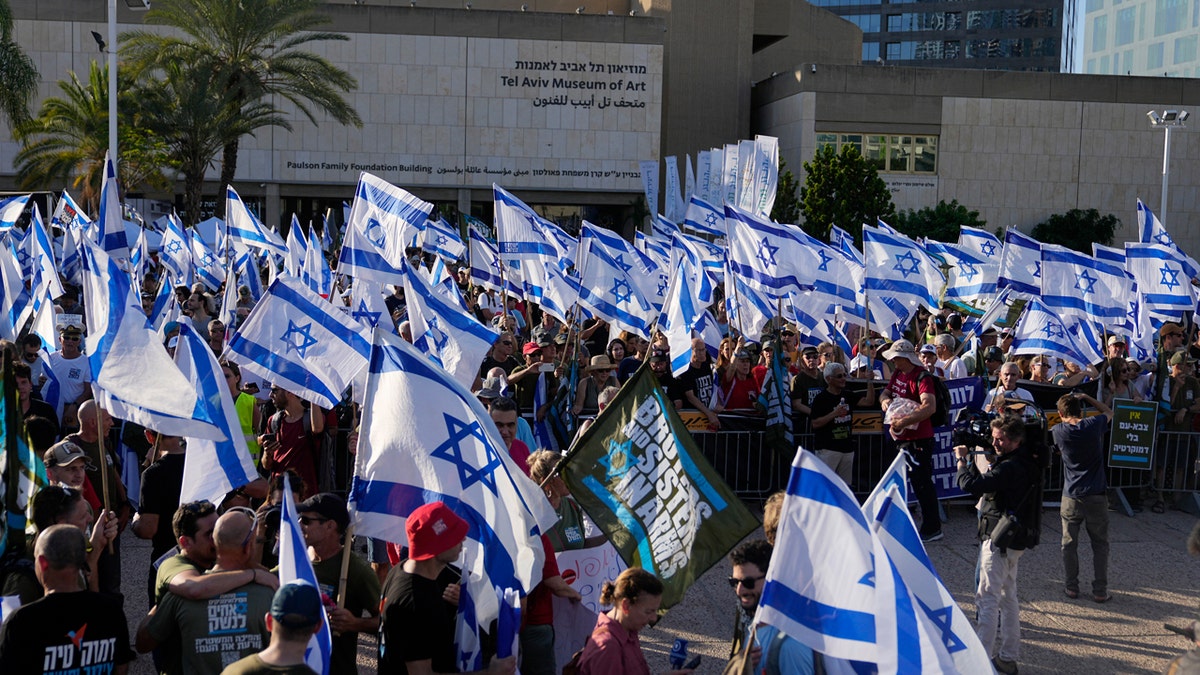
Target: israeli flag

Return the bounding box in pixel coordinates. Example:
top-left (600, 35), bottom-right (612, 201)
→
top-left (305, 225), bottom-right (333, 298)
top-left (28, 204), bottom-right (65, 307)
top-left (80, 239), bottom-right (221, 438)
top-left (862, 455), bottom-right (994, 674)
top-left (676, 230), bottom-right (726, 287)
top-left (0, 243), bottom-right (26, 341)
top-left (658, 261), bottom-right (703, 377)
top-left (173, 323), bottom-right (258, 505)
top-left (234, 242), bottom-right (265, 302)
top-left (863, 225), bottom-right (945, 315)
top-left (493, 185), bottom-right (558, 298)
top-left (725, 204), bottom-right (819, 298)
top-left (786, 297), bottom-right (852, 355)
top-left (1125, 242), bottom-right (1196, 314)
top-left (723, 270), bottom-right (777, 342)
top-left (997, 228), bottom-right (1041, 296)
top-left (51, 190), bottom-right (90, 231)
top-left (1093, 243), bottom-right (1125, 266)
top-left (96, 153), bottom-right (130, 259)
top-left (794, 227), bottom-right (863, 320)
top-left (468, 230), bottom-right (521, 298)
top-left (754, 448), bottom-right (889, 666)
top-left (345, 172), bottom-right (431, 262)
top-left (422, 217), bottom-right (467, 262)
top-left (401, 258), bottom-right (499, 389)
top-left (635, 231), bottom-right (670, 270)
top-left (278, 474), bottom-right (334, 675)
top-left (226, 185), bottom-right (286, 256)
top-left (0, 194), bottom-right (30, 232)
top-left (224, 277), bottom-right (371, 409)
top-left (536, 218), bottom-right (578, 271)
top-left (830, 224), bottom-right (863, 266)
top-left (567, 242), bottom-right (656, 340)
top-left (158, 215), bottom-right (193, 285)
top-left (1041, 247), bottom-right (1129, 324)
top-left (1009, 298), bottom-right (1103, 367)
top-left (925, 242), bottom-right (997, 306)
top-left (348, 278), bottom-right (391, 332)
top-left (958, 225), bottom-right (1002, 262)
top-left (962, 287), bottom-right (1014, 339)
top-left (146, 275), bottom-right (174, 331)
top-left (190, 230), bottom-right (226, 292)
top-left (581, 222), bottom-right (664, 308)
top-left (653, 214), bottom-right (682, 240)
top-left (285, 216), bottom-right (308, 278)
top-left (348, 329), bottom-right (558, 629)
top-left (1138, 198), bottom-right (1199, 279)
top-left (681, 195), bottom-right (725, 237)
top-left (58, 225), bottom-right (84, 286)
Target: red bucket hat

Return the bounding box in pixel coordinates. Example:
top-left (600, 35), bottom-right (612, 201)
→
top-left (407, 502), bottom-right (469, 561)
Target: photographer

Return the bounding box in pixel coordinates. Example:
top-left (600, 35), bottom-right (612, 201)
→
top-left (954, 414), bottom-right (1040, 675)
top-left (1052, 391), bottom-right (1113, 604)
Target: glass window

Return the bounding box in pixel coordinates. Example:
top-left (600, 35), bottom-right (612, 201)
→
top-left (1175, 35), bottom-right (1198, 63)
top-left (1086, 57), bottom-right (1096, 72)
top-left (862, 42), bottom-right (881, 61)
top-left (1115, 7), bottom-right (1136, 45)
top-left (863, 136), bottom-right (887, 171)
top-left (886, 42), bottom-right (902, 60)
top-left (1093, 15), bottom-right (1108, 50)
top-left (816, 133), bottom-right (837, 153)
top-left (888, 136), bottom-right (912, 172)
top-left (1086, 0), bottom-right (1104, 11)
top-left (1148, 41), bottom-right (1165, 68)
top-left (913, 136), bottom-right (937, 173)
top-left (840, 134), bottom-right (864, 156)
top-left (1156, 0), bottom-right (1187, 36)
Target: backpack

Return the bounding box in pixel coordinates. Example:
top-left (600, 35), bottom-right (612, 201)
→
top-left (917, 369), bottom-right (952, 427)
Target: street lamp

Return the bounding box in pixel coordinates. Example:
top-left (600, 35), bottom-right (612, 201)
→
top-left (1147, 109), bottom-right (1189, 228)
top-left (108, 0), bottom-right (152, 173)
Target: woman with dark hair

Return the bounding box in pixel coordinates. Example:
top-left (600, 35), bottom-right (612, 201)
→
top-left (606, 339), bottom-right (627, 382)
top-left (576, 568), bottom-right (694, 675)
top-left (1101, 356), bottom-right (1141, 407)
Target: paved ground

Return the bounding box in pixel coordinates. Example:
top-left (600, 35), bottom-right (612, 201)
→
top-left (122, 498), bottom-right (1200, 674)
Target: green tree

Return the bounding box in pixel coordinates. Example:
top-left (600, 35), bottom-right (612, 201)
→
top-left (891, 199), bottom-right (986, 243)
top-left (1030, 209), bottom-right (1120, 254)
top-left (799, 144), bottom-right (894, 243)
top-left (769, 158), bottom-right (801, 225)
top-left (13, 61), bottom-right (170, 215)
top-left (123, 0), bottom-right (363, 211)
top-left (139, 61), bottom-right (287, 225)
top-left (0, 0), bottom-right (37, 129)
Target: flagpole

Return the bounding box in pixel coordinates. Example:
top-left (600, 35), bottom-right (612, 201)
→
top-left (334, 523), bottom-right (356, 630)
top-left (96, 403), bottom-right (113, 554)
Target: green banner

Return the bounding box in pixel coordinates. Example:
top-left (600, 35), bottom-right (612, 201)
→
top-left (561, 364), bottom-right (759, 609)
top-left (1108, 399), bottom-right (1159, 470)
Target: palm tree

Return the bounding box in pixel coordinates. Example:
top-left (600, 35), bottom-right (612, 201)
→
top-left (13, 61), bottom-right (171, 215)
top-left (139, 60), bottom-right (287, 225)
top-left (0, 0), bottom-right (37, 129)
top-left (122, 0), bottom-right (363, 211)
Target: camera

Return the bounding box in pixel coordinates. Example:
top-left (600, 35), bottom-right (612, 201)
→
top-left (952, 408), bottom-right (994, 450)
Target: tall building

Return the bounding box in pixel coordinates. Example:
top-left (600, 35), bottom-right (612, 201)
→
top-left (807, 0), bottom-right (1064, 71)
top-left (1071, 0), bottom-right (1200, 77)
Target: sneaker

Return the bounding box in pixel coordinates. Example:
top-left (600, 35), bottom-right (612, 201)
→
top-left (920, 530), bottom-right (944, 543)
top-left (992, 657), bottom-right (1019, 674)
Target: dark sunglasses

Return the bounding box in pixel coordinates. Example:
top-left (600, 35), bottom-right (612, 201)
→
top-left (298, 515), bottom-right (329, 525)
top-left (727, 575), bottom-right (765, 589)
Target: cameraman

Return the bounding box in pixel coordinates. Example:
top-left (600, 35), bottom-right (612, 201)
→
top-left (1053, 392), bottom-right (1112, 604)
top-left (954, 414), bottom-right (1040, 675)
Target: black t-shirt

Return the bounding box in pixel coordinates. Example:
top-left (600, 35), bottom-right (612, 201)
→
top-left (790, 371), bottom-right (825, 415)
top-left (678, 358), bottom-right (716, 409)
top-left (810, 389), bottom-right (863, 452)
top-left (379, 565), bottom-right (461, 674)
top-left (140, 452), bottom-right (186, 560)
top-left (0, 590), bottom-right (136, 673)
top-left (654, 371), bottom-right (685, 406)
top-left (478, 354), bottom-right (520, 379)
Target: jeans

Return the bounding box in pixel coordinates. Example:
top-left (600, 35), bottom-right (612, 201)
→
top-left (901, 438), bottom-right (941, 536)
top-left (1061, 493), bottom-right (1109, 596)
top-left (520, 623), bottom-right (556, 675)
top-left (977, 540), bottom-right (1024, 662)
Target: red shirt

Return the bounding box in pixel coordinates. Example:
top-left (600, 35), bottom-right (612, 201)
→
top-left (577, 611), bottom-right (650, 675)
top-left (508, 439), bottom-right (531, 477)
top-left (525, 535), bottom-right (559, 626)
top-left (718, 373), bottom-right (760, 411)
top-left (270, 415), bottom-right (319, 500)
top-left (884, 365), bottom-right (935, 440)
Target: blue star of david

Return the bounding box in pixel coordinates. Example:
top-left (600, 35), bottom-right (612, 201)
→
top-left (599, 438), bottom-right (636, 480)
top-left (959, 261), bottom-right (978, 282)
top-left (426, 316), bottom-right (450, 352)
top-left (704, 212), bottom-right (719, 228)
top-left (1155, 231), bottom-right (1173, 245)
top-left (436, 234), bottom-right (449, 247)
top-left (756, 237), bottom-right (779, 268)
top-left (1075, 270), bottom-right (1098, 294)
top-left (364, 218), bottom-right (386, 247)
top-left (351, 299), bottom-right (381, 328)
top-left (1033, 261), bottom-right (1041, 278)
top-left (490, 258), bottom-right (503, 273)
top-left (610, 278), bottom-right (632, 304)
top-left (917, 598), bottom-right (967, 654)
top-left (280, 320), bottom-right (319, 358)
top-left (1161, 264), bottom-right (1181, 291)
top-left (613, 254), bottom-right (633, 274)
top-left (817, 249), bottom-right (832, 273)
top-left (1041, 321), bottom-right (1064, 339)
top-left (858, 569), bottom-right (875, 588)
top-left (430, 413), bottom-right (502, 494)
top-left (1128, 300), bottom-right (1138, 322)
top-left (165, 240), bottom-right (183, 255)
top-left (980, 241), bottom-right (997, 257)
top-left (656, 274), bottom-right (669, 298)
top-left (892, 251), bottom-right (921, 279)
top-left (201, 251), bottom-right (216, 267)
top-left (15, 249), bottom-right (30, 268)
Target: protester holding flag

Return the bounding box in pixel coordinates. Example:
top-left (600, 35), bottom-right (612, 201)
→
top-left (575, 567), bottom-right (695, 675)
top-left (954, 415), bottom-right (1042, 675)
top-left (727, 539), bottom-right (815, 674)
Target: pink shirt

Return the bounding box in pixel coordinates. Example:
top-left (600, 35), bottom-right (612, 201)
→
top-left (577, 611), bottom-right (650, 675)
top-left (885, 365), bottom-right (935, 440)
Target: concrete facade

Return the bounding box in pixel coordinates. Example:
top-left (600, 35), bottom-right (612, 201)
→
top-left (753, 64), bottom-right (1200, 250)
